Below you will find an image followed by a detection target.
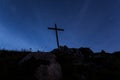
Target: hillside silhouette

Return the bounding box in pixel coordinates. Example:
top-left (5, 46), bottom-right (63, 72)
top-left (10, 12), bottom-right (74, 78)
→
top-left (0, 46), bottom-right (120, 80)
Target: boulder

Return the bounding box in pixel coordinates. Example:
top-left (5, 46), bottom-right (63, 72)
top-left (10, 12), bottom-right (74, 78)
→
top-left (18, 52), bottom-right (62, 80)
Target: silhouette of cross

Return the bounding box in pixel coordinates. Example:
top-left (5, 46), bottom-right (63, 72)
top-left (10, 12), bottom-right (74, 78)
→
top-left (48, 24), bottom-right (64, 48)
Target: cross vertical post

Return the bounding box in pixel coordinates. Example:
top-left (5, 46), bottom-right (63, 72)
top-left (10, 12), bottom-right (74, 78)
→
top-left (48, 24), bottom-right (64, 49)
top-left (55, 24), bottom-right (59, 49)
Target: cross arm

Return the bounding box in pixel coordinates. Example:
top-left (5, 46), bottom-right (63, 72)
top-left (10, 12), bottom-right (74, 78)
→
top-left (48, 27), bottom-right (64, 31)
top-left (48, 27), bottom-right (55, 30)
top-left (57, 28), bottom-right (64, 31)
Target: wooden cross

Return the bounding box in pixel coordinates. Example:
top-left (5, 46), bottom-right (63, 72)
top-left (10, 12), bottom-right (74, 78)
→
top-left (48, 24), bottom-right (64, 48)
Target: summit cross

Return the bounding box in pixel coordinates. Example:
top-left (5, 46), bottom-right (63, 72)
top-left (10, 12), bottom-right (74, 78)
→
top-left (48, 24), bottom-right (64, 49)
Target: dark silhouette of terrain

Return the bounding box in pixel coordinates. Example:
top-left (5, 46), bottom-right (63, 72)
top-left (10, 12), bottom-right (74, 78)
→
top-left (0, 46), bottom-right (120, 80)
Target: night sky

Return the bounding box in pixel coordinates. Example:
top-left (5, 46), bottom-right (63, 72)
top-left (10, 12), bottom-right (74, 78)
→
top-left (0, 0), bottom-right (120, 52)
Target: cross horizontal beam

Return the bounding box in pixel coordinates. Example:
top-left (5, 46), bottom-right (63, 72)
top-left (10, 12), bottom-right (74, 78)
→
top-left (48, 27), bottom-right (64, 31)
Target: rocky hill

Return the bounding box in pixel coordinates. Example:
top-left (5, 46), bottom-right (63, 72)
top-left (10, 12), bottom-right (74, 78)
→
top-left (0, 46), bottom-right (120, 80)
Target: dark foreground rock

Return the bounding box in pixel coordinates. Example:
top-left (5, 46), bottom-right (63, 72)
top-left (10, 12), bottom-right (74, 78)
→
top-left (13, 53), bottom-right (62, 80)
top-left (0, 46), bottom-right (120, 80)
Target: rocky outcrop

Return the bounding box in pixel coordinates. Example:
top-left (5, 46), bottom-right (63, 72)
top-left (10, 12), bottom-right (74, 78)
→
top-left (0, 46), bottom-right (120, 80)
top-left (18, 52), bottom-right (62, 80)
top-left (34, 61), bottom-right (62, 80)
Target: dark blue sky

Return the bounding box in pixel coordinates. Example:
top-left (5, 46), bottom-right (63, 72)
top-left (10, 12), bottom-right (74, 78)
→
top-left (0, 0), bottom-right (120, 52)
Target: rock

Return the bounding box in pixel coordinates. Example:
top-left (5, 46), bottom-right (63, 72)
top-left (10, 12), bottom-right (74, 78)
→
top-left (35, 62), bottom-right (62, 80)
top-left (18, 52), bottom-right (62, 80)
